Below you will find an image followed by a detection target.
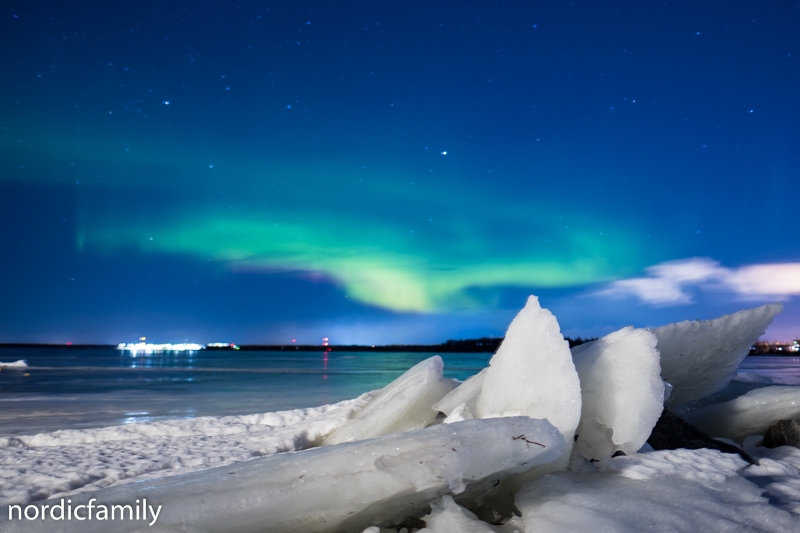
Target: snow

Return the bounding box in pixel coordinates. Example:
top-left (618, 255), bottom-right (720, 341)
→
top-left (419, 495), bottom-right (499, 532)
top-left (653, 303), bottom-right (782, 407)
top-left (683, 386), bottom-right (800, 443)
top-left (323, 356), bottom-right (457, 445)
top-left (0, 360), bottom-right (27, 368)
top-left (515, 449), bottom-right (800, 532)
top-left (0, 395), bottom-right (373, 505)
top-left (570, 326), bottom-right (664, 461)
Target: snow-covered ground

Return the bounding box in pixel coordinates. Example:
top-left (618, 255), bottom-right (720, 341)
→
top-left (0, 395), bottom-right (372, 505)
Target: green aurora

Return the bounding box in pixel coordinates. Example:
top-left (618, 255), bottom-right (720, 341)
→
top-left (75, 160), bottom-right (649, 313)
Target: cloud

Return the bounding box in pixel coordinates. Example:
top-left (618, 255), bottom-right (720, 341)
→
top-left (598, 258), bottom-right (800, 305)
top-left (724, 264), bottom-right (800, 298)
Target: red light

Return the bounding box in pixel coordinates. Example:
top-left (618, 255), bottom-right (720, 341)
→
top-left (322, 338), bottom-right (328, 341)
top-left (292, 339), bottom-right (296, 343)
top-left (66, 342), bottom-right (71, 345)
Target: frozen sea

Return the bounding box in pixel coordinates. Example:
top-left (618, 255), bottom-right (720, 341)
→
top-left (0, 347), bottom-right (491, 436)
top-left (1, 347), bottom-right (798, 437)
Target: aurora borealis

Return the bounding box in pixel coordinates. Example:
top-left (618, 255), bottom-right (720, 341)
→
top-left (2, 1), bottom-right (799, 344)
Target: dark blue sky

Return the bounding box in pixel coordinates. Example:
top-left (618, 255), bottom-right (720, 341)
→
top-left (2, 1), bottom-right (799, 344)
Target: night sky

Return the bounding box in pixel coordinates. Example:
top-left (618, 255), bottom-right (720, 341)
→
top-left (2, 1), bottom-right (799, 345)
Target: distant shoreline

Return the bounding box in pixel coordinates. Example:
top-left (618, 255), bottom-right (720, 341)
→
top-left (1, 339), bottom-right (797, 355)
top-left (0, 341), bottom-right (502, 353)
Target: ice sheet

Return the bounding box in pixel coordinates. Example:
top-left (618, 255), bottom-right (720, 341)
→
top-left (683, 385), bottom-right (800, 443)
top-left (323, 356), bottom-right (457, 444)
top-left (1, 417), bottom-right (564, 533)
top-left (653, 303), bottom-right (782, 407)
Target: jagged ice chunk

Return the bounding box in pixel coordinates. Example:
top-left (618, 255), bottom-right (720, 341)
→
top-left (571, 326), bottom-right (664, 461)
top-left (324, 356), bottom-right (457, 445)
top-left (474, 296), bottom-right (581, 447)
top-left (653, 303), bottom-right (782, 407)
top-left (683, 386), bottom-right (800, 443)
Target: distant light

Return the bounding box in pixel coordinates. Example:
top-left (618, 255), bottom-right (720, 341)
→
top-left (286, 104), bottom-right (292, 108)
top-left (118, 342), bottom-right (205, 353)
top-left (140, 337), bottom-right (146, 341)
top-left (66, 342), bottom-right (71, 345)
top-left (292, 339), bottom-right (296, 343)
top-left (322, 338), bottom-right (328, 341)
top-left (208, 342), bottom-right (240, 350)
top-left (441, 151), bottom-right (447, 155)
top-left (162, 101), bottom-right (170, 105)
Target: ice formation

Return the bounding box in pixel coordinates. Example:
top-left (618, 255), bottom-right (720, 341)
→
top-left (683, 386), bottom-right (800, 443)
top-left (653, 303), bottom-right (782, 407)
top-left (1, 417), bottom-right (564, 533)
top-left (571, 326), bottom-right (664, 461)
top-left (0, 360), bottom-right (27, 368)
top-left (324, 356), bottom-right (457, 445)
top-left (2, 297), bottom-right (799, 533)
top-left (474, 296), bottom-right (582, 447)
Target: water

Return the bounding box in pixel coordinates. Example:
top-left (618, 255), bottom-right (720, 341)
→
top-left (737, 356), bottom-right (800, 385)
top-left (0, 347), bottom-right (490, 435)
top-left (3, 348), bottom-right (799, 437)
